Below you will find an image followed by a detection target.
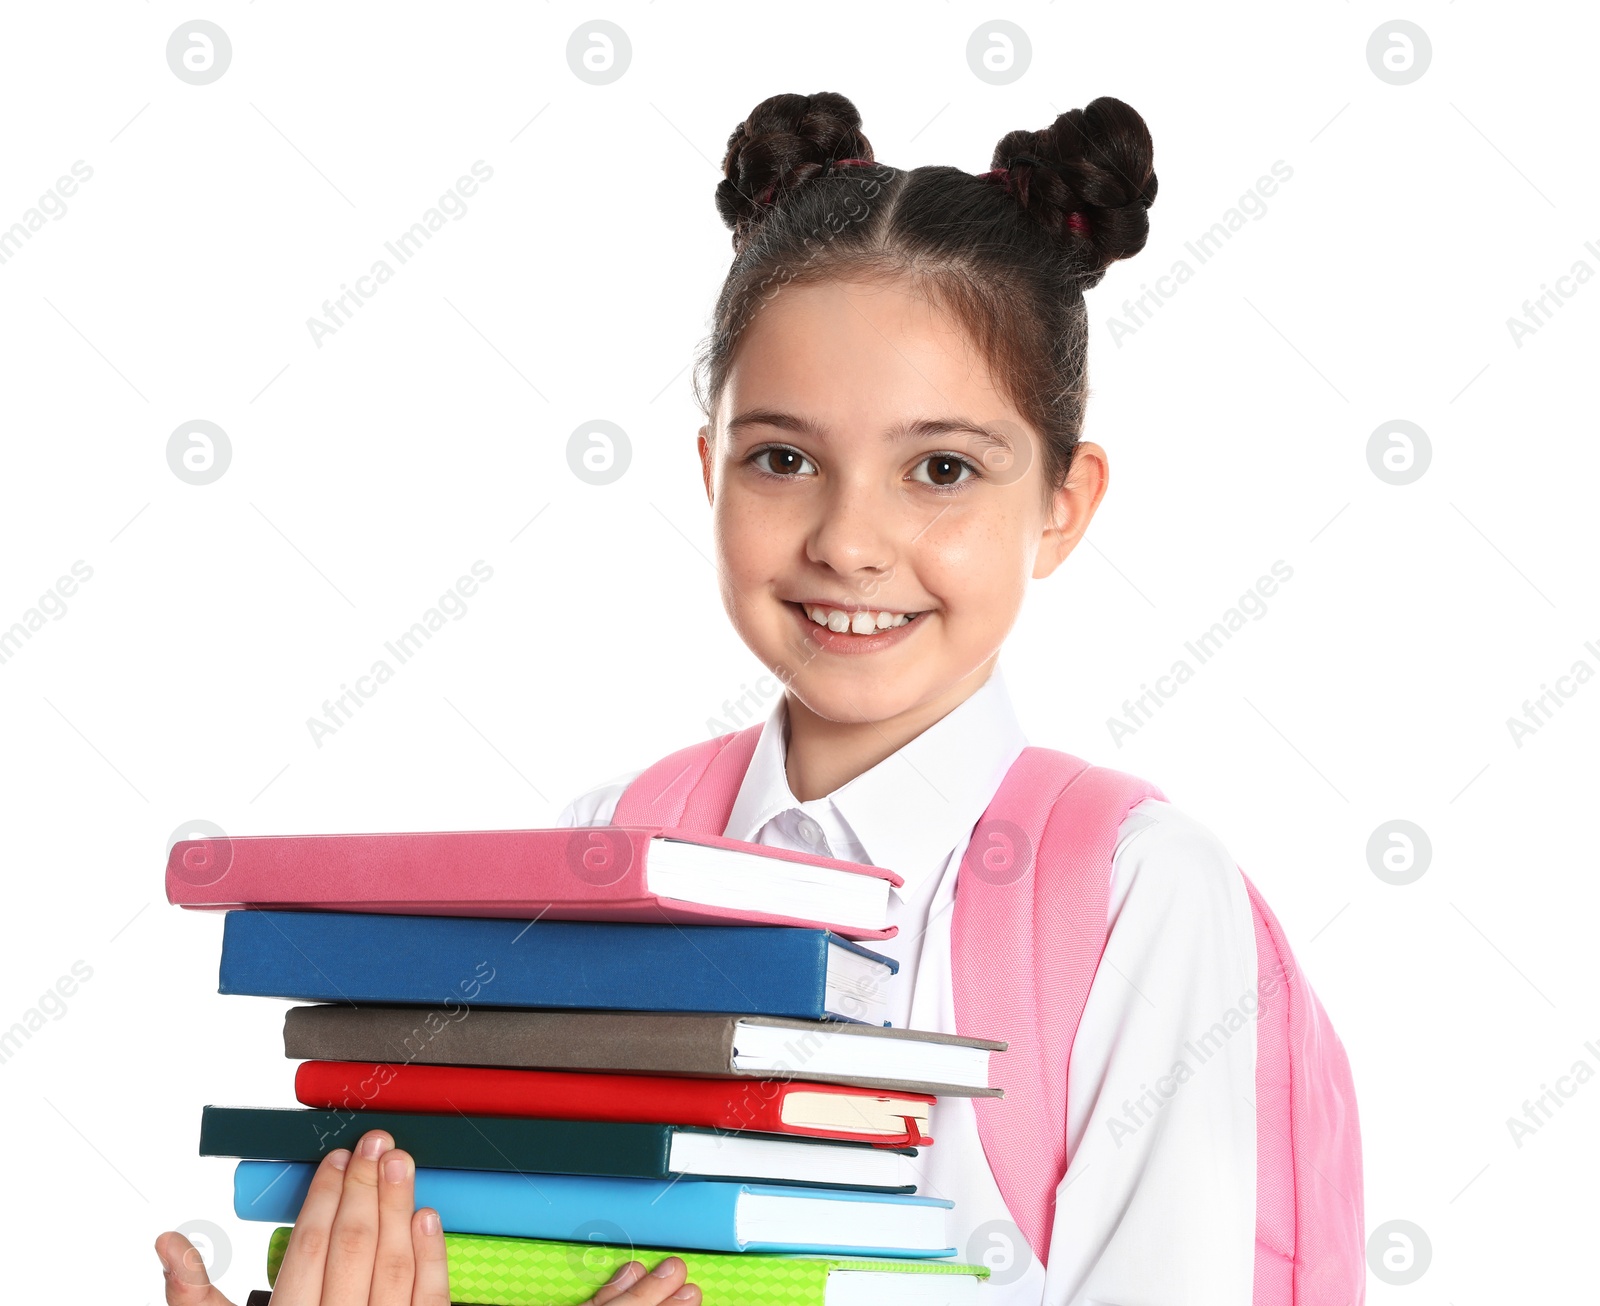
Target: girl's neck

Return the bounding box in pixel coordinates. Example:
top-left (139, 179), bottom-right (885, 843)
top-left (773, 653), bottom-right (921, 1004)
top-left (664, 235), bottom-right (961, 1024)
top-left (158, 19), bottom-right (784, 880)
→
top-left (779, 655), bottom-right (1000, 801)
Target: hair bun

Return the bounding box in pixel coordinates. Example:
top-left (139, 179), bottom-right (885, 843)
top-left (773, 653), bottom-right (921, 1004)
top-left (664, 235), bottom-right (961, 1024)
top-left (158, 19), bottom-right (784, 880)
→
top-left (991, 96), bottom-right (1157, 284)
top-left (715, 92), bottom-right (875, 252)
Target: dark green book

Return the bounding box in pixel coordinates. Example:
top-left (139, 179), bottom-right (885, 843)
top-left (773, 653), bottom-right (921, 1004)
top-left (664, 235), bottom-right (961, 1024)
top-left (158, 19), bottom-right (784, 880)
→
top-left (200, 1106), bottom-right (920, 1192)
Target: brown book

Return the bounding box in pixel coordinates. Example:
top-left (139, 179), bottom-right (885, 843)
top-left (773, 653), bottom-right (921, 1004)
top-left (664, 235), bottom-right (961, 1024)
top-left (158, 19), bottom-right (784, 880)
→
top-left (283, 1004), bottom-right (1006, 1097)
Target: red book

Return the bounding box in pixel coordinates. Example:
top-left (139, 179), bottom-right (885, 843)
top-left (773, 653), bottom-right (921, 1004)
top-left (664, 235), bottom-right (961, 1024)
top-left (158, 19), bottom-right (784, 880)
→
top-left (295, 1060), bottom-right (937, 1148)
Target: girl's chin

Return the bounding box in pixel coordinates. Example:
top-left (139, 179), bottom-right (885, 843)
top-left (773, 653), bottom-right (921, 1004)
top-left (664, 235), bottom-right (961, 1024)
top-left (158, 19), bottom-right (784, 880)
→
top-left (777, 673), bottom-right (936, 728)
top-left (736, 607), bottom-right (960, 718)
top-left (790, 688), bottom-right (928, 729)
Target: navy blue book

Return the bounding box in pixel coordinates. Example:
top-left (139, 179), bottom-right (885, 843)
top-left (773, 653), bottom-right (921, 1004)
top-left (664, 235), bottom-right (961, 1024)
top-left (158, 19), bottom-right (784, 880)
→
top-left (217, 910), bottom-right (899, 1024)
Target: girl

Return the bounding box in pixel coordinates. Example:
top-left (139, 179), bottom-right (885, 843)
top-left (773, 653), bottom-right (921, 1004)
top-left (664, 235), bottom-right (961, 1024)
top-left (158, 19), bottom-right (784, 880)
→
top-left (157, 90), bottom-right (1328, 1306)
top-left (556, 92), bottom-right (1264, 1306)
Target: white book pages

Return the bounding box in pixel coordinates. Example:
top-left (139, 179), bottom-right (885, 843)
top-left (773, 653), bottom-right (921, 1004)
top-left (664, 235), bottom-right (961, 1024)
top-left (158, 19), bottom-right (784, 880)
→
top-left (647, 836), bottom-right (890, 930)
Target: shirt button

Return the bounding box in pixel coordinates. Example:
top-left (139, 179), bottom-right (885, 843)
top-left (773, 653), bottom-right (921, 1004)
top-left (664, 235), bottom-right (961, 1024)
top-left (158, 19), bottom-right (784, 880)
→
top-left (796, 815), bottom-right (825, 848)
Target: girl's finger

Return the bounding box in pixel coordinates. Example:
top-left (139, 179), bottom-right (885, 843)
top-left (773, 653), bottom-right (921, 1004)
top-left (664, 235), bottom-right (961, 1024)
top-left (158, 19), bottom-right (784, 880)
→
top-left (268, 1148), bottom-right (355, 1306)
top-left (409, 1207), bottom-right (451, 1306)
top-left (154, 1231), bottom-right (236, 1306)
top-left (369, 1148), bottom-right (418, 1306)
top-left (587, 1259), bottom-right (646, 1306)
top-left (612, 1255), bottom-right (702, 1306)
top-left (319, 1129), bottom-right (393, 1306)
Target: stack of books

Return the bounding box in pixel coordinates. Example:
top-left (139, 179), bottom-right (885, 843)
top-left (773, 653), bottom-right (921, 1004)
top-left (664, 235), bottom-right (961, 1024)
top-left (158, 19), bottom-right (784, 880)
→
top-left (167, 821), bottom-right (1008, 1305)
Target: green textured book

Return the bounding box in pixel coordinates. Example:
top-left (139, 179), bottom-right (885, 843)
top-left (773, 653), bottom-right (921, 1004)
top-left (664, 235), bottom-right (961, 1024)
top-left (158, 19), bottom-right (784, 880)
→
top-left (266, 1227), bottom-right (990, 1306)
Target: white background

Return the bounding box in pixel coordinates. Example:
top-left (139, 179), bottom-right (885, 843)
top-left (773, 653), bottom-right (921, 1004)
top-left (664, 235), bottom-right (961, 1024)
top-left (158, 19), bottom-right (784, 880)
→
top-left (1, 2), bottom-right (1595, 1301)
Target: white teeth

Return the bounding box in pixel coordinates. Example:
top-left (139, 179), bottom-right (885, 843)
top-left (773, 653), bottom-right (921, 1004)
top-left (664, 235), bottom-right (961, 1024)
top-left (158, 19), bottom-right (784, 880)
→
top-left (802, 604), bottom-right (916, 632)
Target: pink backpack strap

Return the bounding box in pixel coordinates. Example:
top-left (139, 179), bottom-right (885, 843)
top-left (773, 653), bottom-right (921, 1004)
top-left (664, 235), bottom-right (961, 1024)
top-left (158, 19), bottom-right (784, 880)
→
top-left (953, 748), bottom-right (1366, 1303)
top-left (611, 726), bottom-right (761, 830)
top-left (1243, 875), bottom-right (1366, 1305)
top-left (950, 746), bottom-right (1165, 1267)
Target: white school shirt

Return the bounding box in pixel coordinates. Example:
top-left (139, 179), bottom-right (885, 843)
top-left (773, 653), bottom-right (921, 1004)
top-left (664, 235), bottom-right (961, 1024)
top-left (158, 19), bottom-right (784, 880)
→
top-left (557, 664), bottom-right (1259, 1306)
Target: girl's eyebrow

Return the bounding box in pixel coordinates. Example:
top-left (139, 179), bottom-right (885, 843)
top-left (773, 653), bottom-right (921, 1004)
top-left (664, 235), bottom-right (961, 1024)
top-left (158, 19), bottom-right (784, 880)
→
top-left (726, 408), bottom-right (1015, 455)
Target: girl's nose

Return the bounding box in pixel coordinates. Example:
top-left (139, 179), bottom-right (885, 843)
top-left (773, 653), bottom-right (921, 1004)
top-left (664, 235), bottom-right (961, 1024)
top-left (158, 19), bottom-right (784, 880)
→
top-left (804, 477), bottom-right (900, 590)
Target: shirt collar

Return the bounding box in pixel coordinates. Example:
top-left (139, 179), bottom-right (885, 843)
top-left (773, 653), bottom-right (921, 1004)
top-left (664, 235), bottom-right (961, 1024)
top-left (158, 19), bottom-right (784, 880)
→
top-left (723, 664), bottom-right (1029, 902)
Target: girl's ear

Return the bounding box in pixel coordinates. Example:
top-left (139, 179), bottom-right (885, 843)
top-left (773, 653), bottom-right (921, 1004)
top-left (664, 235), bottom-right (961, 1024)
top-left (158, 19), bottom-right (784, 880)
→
top-left (1032, 440), bottom-right (1109, 580)
top-left (698, 425), bottom-right (714, 505)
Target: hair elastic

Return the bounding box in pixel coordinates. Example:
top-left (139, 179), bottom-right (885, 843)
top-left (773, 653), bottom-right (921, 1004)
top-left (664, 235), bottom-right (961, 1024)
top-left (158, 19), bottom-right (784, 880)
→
top-left (977, 155), bottom-right (1090, 234)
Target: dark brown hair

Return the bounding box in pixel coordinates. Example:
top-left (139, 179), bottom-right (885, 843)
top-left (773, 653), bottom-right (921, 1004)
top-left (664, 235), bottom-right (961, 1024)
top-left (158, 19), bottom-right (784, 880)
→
top-left (692, 90), bottom-right (1157, 498)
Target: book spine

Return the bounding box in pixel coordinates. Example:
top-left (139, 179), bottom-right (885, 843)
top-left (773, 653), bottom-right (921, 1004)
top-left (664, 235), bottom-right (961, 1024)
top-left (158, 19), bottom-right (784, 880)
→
top-left (200, 1105), bottom-right (673, 1178)
top-left (236, 1162), bottom-right (748, 1251)
top-left (224, 910), bottom-right (832, 1018)
top-left (294, 1060), bottom-right (815, 1138)
top-left (266, 1228), bottom-right (966, 1306)
top-left (282, 1006), bottom-right (745, 1077)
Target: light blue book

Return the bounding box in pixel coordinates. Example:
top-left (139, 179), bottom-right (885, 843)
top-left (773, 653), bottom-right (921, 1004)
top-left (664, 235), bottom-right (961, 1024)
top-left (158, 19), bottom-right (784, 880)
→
top-left (233, 1161), bottom-right (956, 1257)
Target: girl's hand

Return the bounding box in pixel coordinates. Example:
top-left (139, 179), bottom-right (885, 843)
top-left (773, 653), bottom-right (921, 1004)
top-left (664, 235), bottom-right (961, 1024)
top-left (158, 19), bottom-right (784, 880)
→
top-left (155, 1129), bottom-right (446, 1305)
top-left (154, 1126), bottom-right (703, 1306)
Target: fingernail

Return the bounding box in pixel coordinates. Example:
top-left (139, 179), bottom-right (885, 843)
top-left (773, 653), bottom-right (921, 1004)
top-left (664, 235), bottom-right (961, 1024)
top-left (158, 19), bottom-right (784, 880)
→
top-left (419, 1209), bottom-right (440, 1235)
top-left (651, 1257), bottom-right (682, 1278)
top-left (671, 1288), bottom-right (697, 1300)
top-left (360, 1132), bottom-right (389, 1159)
top-left (607, 1261), bottom-right (640, 1286)
top-left (157, 1252), bottom-right (172, 1275)
top-left (328, 1149), bottom-right (351, 1171)
top-left (383, 1153), bottom-right (412, 1183)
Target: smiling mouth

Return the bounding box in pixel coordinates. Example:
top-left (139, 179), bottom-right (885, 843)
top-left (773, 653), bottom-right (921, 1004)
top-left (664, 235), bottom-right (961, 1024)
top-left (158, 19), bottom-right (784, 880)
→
top-left (789, 601), bottom-right (925, 634)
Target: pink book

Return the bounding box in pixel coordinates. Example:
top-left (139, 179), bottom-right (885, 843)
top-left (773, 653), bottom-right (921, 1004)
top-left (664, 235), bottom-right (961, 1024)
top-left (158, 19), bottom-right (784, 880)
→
top-left (165, 826), bottom-right (903, 940)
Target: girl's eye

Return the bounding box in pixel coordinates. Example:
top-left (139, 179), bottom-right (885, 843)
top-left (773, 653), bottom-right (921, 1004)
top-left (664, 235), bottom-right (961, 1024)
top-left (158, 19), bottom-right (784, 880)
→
top-left (748, 444), bottom-right (818, 478)
top-left (911, 452), bottom-right (981, 492)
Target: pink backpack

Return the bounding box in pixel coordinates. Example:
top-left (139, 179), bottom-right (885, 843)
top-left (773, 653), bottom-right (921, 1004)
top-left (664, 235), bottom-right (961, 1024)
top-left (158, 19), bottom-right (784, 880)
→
top-left (613, 728), bottom-right (1366, 1304)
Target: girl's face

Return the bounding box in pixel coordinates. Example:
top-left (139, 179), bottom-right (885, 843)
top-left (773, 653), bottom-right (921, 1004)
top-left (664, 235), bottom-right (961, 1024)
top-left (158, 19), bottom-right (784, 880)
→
top-left (698, 275), bottom-right (1106, 731)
